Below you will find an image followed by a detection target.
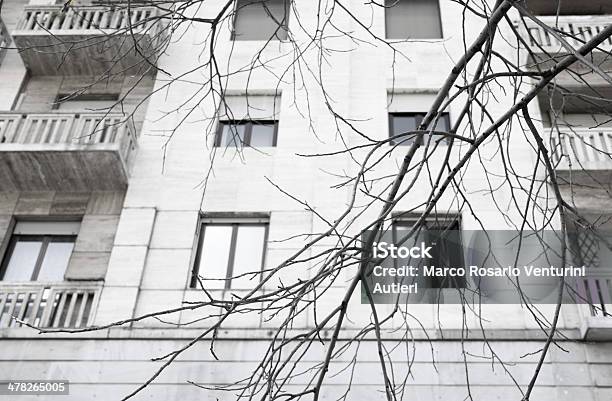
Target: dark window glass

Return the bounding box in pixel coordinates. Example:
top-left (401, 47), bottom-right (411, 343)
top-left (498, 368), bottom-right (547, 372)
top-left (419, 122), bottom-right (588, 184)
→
top-left (389, 112), bottom-right (450, 145)
top-left (233, 0), bottom-right (290, 41)
top-left (1, 235), bottom-right (75, 282)
top-left (53, 93), bottom-right (119, 111)
top-left (385, 0), bottom-right (443, 39)
top-left (525, 0), bottom-right (611, 16)
top-left (393, 218), bottom-right (465, 288)
top-left (191, 220), bottom-right (268, 289)
top-left (216, 120), bottom-right (278, 147)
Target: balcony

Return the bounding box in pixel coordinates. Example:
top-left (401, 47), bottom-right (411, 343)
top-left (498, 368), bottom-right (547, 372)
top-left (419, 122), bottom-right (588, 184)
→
top-left (552, 128), bottom-right (612, 183)
top-left (519, 15), bottom-right (612, 62)
top-left (11, 5), bottom-right (163, 75)
top-left (0, 112), bottom-right (136, 191)
top-left (0, 282), bottom-right (101, 329)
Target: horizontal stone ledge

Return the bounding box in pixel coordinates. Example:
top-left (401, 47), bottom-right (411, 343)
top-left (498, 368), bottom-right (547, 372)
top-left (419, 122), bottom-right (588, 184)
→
top-left (0, 327), bottom-right (583, 341)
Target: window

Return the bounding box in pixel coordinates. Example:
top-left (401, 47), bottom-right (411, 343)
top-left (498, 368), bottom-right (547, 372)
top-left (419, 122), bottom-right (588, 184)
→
top-left (389, 112), bottom-right (450, 145)
top-left (232, 0), bottom-right (290, 41)
top-left (393, 216), bottom-right (464, 288)
top-left (567, 214), bottom-right (612, 269)
top-left (525, 0), bottom-right (611, 16)
top-left (215, 120), bottom-right (278, 147)
top-left (0, 221), bottom-right (80, 282)
top-left (191, 217), bottom-right (268, 289)
top-left (53, 93), bottom-right (119, 111)
top-left (385, 0), bottom-right (443, 39)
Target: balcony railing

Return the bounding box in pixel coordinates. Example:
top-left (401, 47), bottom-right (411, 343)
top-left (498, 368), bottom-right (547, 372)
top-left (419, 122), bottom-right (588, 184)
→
top-left (0, 112), bottom-right (136, 191)
top-left (11, 5), bottom-right (164, 75)
top-left (520, 15), bottom-right (612, 54)
top-left (576, 269), bottom-right (612, 316)
top-left (552, 128), bottom-right (612, 171)
top-left (16, 5), bottom-right (160, 33)
top-left (0, 112), bottom-right (135, 148)
top-left (0, 283), bottom-right (101, 329)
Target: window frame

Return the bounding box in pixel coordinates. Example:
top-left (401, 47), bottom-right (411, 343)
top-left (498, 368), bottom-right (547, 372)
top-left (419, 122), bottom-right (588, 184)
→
top-left (0, 234), bottom-right (76, 282)
top-left (52, 93), bottom-right (120, 110)
top-left (230, 0), bottom-right (291, 41)
top-left (392, 214), bottom-right (465, 289)
top-left (190, 217), bottom-right (269, 289)
top-left (384, 0), bottom-right (444, 40)
top-left (214, 119), bottom-right (279, 147)
top-left (388, 112), bottom-right (451, 146)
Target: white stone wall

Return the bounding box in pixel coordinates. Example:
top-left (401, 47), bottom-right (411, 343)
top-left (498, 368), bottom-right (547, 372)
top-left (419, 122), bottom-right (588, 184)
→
top-left (0, 0), bottom-right (610, 400)
top-left (0, 338), bottom-right (611, 400)
top-left (88, 0), bottom-right (554, 331)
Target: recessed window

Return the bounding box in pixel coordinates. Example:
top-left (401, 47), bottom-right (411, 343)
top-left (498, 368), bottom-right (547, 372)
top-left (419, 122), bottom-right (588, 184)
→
top-left (0, 221), bottom-right (80, 282)
top-left (385, 0), bottom-right (443, 39)
top-left (232, 0), bottom-right (290, 41)
top-left (393, 216), bottom-right (464, 288)
top-left (525, 0), bottom-right (611, 16)
top-left (191, 217), bottom-right (268, 289)
top-left (53, 93), bottom-right (119, 111)
top-left (215, 120), bottom-right (278, 147)
top-left (389, 112), bottom-right (450, 145)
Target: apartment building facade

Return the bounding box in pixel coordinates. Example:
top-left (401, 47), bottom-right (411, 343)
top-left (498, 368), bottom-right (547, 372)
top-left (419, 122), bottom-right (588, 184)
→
top-left (0, 0), bottom-right (611, 400)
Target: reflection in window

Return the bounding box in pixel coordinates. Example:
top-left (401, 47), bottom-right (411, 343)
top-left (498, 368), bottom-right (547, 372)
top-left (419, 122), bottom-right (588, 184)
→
top-left (1, 236), bottom-right (75, 282)
top-left (525, 0), bottom-right (611, 16)
top-left (385, 0), bottom-right (443, 39)
top-left (389, 112), bottom-right (451, 146)
top-left (216, 120), bottom-right (277, 147)
top-left (53, 93), bottom-right (119, 111)
top-left (37, 241), bottom-right (76, 281)
top-left (393, 217), bottom-right (464, 288)
top-left (233, 0), bottom-right (290, 41)
top-left (191, 218), bottom-right (268, 289)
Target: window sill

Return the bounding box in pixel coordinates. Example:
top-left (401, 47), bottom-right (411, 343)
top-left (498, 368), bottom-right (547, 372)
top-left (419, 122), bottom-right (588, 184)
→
top-left (386, 38), bottom-right (446, 42)
top-left (230, 39), bottom-right (288, 43)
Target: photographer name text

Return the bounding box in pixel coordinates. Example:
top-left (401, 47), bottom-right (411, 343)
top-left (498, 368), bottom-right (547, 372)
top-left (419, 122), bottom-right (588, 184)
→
top-left (370, 241), bottom-right (585, 295)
